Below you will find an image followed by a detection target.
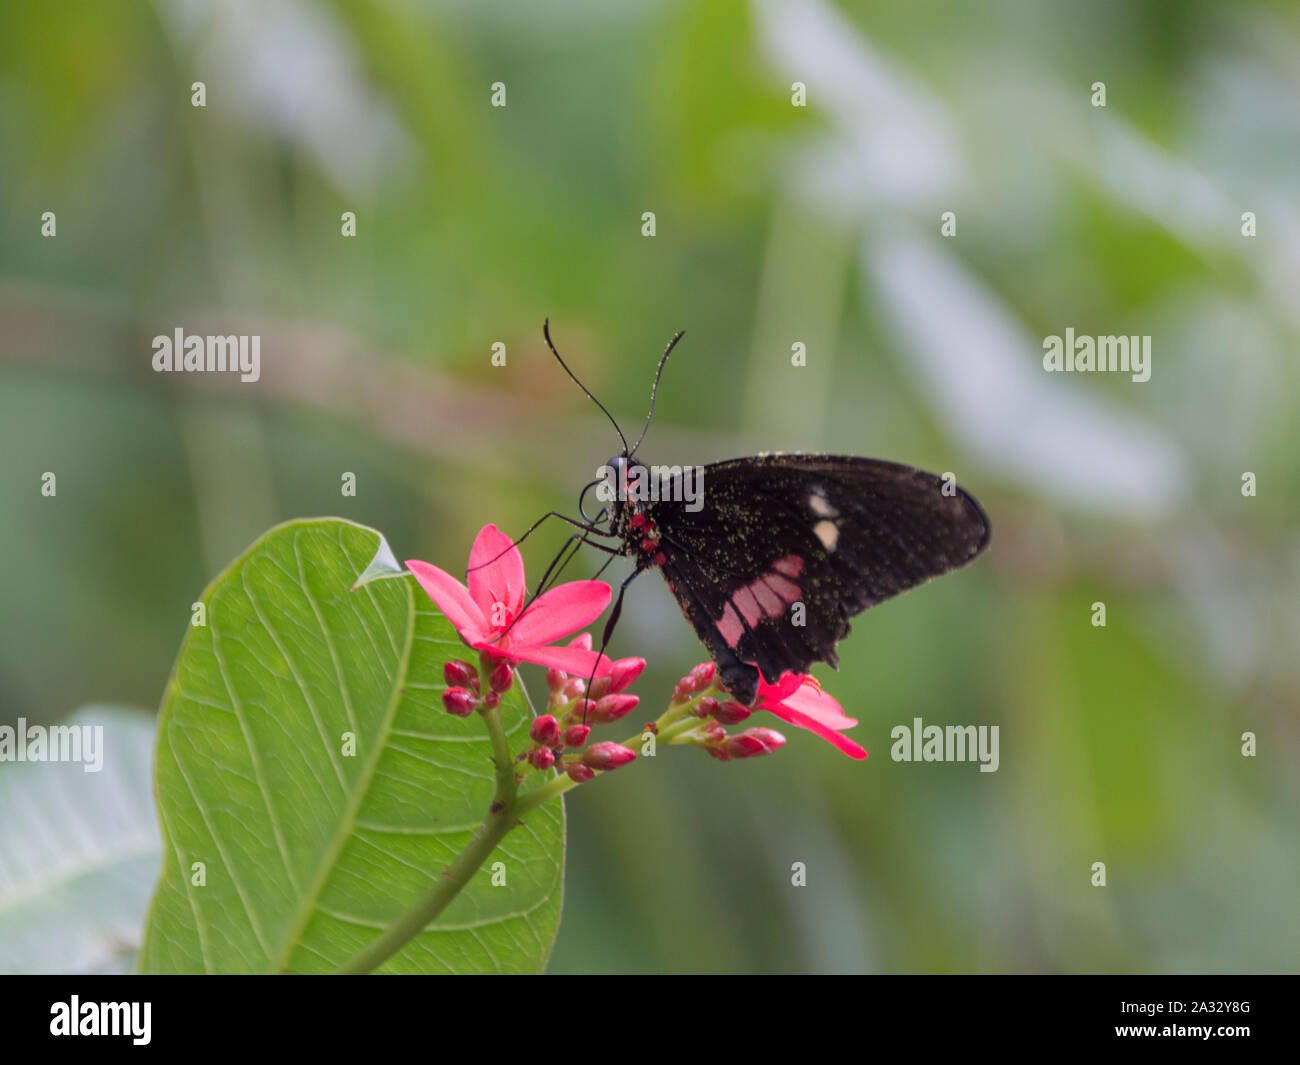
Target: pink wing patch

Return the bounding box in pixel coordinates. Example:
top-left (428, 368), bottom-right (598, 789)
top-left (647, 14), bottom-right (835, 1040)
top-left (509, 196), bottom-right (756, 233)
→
top-left (765, 573), bottom-right (800, 603)
top-left (773, 555), bottom-right (804, 578)
top-left (751, 581), bottom-right (784, 615)
top-left (712, 558), bottom-right (805, 647)
top-left (732, 585), bottom-right (764, 628)
top-left (718, 603), bottom-right (744, 648)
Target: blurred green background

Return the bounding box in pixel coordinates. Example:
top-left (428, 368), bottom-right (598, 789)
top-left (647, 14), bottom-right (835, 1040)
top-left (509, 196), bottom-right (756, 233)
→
top-left (2, 0), bottom-right (1297, 973)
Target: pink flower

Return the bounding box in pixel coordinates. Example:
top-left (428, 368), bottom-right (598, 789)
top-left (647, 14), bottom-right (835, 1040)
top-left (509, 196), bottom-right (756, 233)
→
top-left (406, 524), bottom-right (613, 676)
top-left (754, 674), bottom-right (868, 760)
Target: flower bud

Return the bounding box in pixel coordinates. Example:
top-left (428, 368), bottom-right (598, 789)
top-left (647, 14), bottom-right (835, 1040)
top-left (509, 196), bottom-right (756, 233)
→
top-left (530, 714), bottom-right (562, 747)
top-left (489, 659), bottom-right (514, 694)
top-left (444, 659), bottom-right (475, 688)
top-left (442, 687), bottom-right (476, 717)
top-left (563, 677), bottom-right (587, 699)
top-left (527, 747), bottom-right (556, 770)
top-left (701, 721), bottom-right (727, 744)
top-left (609, 657), bottom-right (646, 693)
top-left (591, 693), bottom-right (639, 723)
top-left (482, 691), bottom-right (501, 711)
top-left (546, 667), bottom-right (567, 692)
top-left (566, 763), bottom-right (596, 783)
top-left (689, 661), bottom-right (716, 689)
top-left (723, 727), bottom-right (786, 759)
top-left (581, 741), bottom-right (637, 771)
top-left (695, 696), bottom-right (720, 719)
top-left (588, 675), bottom-right (612, 700)
top-left (564, 724), bottom-right (591, 748)
top-left (713, 700), bottom-right (752, 725)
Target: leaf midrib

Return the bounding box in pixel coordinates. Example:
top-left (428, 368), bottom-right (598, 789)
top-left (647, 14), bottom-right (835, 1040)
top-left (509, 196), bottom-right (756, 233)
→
top-left (264, 533), bottom-right (417, 974)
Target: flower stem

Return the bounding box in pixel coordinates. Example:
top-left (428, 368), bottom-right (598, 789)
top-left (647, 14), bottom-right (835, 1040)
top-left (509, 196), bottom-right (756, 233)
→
top-left (334, 669), bottom-right (519, 975)
top-left (337, 680), bottom-right (722, 971)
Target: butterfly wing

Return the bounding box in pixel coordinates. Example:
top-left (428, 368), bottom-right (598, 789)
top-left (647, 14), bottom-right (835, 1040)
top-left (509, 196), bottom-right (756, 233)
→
top-left (644, 454), bottom-right (990, 703)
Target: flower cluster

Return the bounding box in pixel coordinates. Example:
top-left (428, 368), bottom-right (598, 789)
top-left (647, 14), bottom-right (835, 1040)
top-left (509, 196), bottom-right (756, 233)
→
top-left (408, 523), bottom-right (867, 796)
top-left (649, 661), bottom-right (865, 762)
top-left (519, 633), bottom-right (644, 781)
top-left (440, 652), bottom-right (516, 717)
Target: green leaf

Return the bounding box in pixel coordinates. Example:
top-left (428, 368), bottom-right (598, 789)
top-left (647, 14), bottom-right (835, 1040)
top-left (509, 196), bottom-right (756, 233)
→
top-left (139, 519), bottom-right (564, 974)
top-left (0, 706), bottom-right (160, 974)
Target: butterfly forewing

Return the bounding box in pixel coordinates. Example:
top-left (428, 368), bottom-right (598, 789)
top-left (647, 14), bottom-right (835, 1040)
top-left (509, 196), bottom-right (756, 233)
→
top-left (642, 455), bottom-right (990, 703)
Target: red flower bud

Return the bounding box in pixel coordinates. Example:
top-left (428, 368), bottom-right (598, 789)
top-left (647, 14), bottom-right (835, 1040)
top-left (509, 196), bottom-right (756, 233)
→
top-left (588, 675), bottom-right (612, 700)
top-left (442, 687), bottom-right (476, 717)
top-left (581, 741), bottom-right (637, 771)
top-left (467, 672), bottom-right (481, 694)
top-left (546, 667), bottom-right (567, 692)
top-left (689, 661), bottom-right (716, 689)
top-left (713, 700), bottom-right (752, 725)
top-left (482, 691), bottom-right (501, 711)
top-left (564, 724), bottom-right (591, 748)
top-left (723, 727), bottom-right (786, 759)
top-left (566, 762), bottom-right (596, 783)
top-left (530, 714), bottom-right (561, 747)
top-left (489, 659), bottom-right (514, 694)
top-left (527, 747), bottom-right (556, 770)
top-left (563, 677), bottom-right (587, 699)
top-left (702, 721), bottom-right (727, 744)
top-left (567, 698), bottom-right (595, 721)
top-left (591, 693), bottom-right (639, 723)
top-left (609, 657), bottom-right (646, 693)
top-left (444, 659), bottom-right (475, 688)
top-left (706, 746), bottom-right (732, 761)
top-left (695, 696), bottom-right (720, 718)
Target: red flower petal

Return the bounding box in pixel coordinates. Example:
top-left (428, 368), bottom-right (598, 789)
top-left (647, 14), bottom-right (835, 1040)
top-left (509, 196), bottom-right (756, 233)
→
top-left (754, 673), bottom-right (866, 759)
top-left (772, 676), bottom-right (858, 731)
top-left (406, 560), bottom-right (488, 643)
top-left (466, 524), bottom-right (526, 631)
top-left (508, 580), bottom-right (612, 648)
top-left (760, 672), bottom-right (804, 703)
top-left (762, 701), bottom-right (868, 760)
top-left (503, 642), bottom-right (613, 678)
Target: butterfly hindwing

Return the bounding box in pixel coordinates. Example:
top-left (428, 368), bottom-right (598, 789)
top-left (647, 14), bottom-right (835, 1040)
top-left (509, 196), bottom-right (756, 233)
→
top-left (643, 454), bottom-right (990, 703)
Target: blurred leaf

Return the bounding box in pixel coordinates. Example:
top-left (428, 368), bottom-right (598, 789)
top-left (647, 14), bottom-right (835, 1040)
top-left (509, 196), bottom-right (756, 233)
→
top-left (139, 518), bottom-right (563, 974)
top-left (0, 706), bottom-right (159, 974)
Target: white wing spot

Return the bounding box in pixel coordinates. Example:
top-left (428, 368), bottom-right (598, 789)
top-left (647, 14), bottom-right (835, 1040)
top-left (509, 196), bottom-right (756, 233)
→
top-left (814, 520), bottom-right (838, 551)
top-left (809, 492), bottom-right (838, 519)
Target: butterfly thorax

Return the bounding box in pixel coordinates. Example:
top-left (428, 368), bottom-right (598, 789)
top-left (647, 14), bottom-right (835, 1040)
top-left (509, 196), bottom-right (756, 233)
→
top-left (603, 455), bottom-right (668, 567)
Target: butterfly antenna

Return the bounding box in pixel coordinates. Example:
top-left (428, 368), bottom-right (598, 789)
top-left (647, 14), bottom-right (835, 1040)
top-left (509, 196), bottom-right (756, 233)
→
top-left (629, 329), bottom-right (684, 459)
top-left (544, 318), bottom-right (629, 455)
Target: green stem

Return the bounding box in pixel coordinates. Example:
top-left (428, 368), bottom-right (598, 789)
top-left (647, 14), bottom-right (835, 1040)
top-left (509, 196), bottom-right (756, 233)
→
top-left (336, 680), bottom-right (725, 972)
top-left (335, 672), bottom-right (519, 975)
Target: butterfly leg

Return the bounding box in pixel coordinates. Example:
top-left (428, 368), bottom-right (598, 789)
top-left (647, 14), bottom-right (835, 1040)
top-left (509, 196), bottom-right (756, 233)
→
top-left (467, 511), bottom-right (613, 574)
top-left (484, 527), bottom-right (621, 647)
top-left (581, 567), bottom-right (645, 725)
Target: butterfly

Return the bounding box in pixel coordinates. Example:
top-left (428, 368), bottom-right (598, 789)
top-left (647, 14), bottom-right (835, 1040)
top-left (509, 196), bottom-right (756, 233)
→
top-left (506, 322), bottom-right (990, 706)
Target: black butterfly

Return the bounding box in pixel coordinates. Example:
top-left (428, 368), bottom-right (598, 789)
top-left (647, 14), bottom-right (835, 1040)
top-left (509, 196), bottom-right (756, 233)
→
top-left (506, 322), bottom-right (990, 706)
